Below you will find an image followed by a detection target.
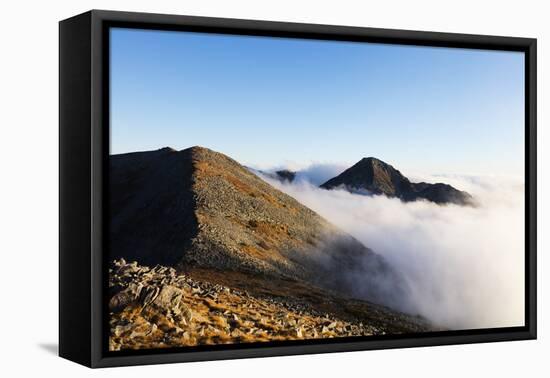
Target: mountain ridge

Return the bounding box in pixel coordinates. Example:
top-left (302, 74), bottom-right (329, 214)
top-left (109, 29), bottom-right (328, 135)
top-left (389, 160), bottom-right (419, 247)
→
top-left (108, 146), bottom-right (433, 350)
top-left (320, 156), bottom-right (474, 205)
top-left (109, 146), bottom-right (406, 303)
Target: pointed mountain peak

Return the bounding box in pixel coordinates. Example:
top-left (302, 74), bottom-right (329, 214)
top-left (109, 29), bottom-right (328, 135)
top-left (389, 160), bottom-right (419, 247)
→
top-left (356, 157), bottom-right (397, 170)
top-left (359, 156), bottom-right (382, 163)
top-left (321, 157), bottom-right (473, 206)
top-left (320, 156), bottom-right (408, 197)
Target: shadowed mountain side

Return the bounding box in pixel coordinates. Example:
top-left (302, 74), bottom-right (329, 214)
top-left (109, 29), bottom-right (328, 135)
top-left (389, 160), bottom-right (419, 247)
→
top-left (320, 157), bottom-right (474, 205)
top-left (109, 146), bottom-right (410, 307)
top-left (110, 147), bottom-right (198, 266)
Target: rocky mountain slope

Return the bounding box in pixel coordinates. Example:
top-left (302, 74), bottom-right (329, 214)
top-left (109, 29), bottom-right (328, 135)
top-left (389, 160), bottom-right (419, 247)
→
top-left (109, 146), bottom-right (431, 350)
top-left (320, 157), bottom-right (473, 205)
top-left (110, 147), bottom-right (403, 298)
top-left (109, 259), bottom-right (430, 350)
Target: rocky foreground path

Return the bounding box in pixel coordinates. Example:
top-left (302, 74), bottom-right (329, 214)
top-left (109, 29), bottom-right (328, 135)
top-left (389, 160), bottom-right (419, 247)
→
top-left (109, 259), bottom-right (429, 351)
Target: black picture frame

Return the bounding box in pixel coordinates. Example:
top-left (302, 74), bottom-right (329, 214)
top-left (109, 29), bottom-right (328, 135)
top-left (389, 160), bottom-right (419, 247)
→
top-left (59, 9), bottom-right (537, 368)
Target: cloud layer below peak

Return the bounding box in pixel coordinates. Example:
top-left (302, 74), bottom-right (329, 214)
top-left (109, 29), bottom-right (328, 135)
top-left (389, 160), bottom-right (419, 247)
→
top-left (258, 165), bottom-right (525, 330)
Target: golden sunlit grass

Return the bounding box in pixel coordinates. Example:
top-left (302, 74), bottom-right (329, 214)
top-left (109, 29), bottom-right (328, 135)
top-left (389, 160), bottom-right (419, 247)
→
top-left (109, 271), bottom-right (370, 351)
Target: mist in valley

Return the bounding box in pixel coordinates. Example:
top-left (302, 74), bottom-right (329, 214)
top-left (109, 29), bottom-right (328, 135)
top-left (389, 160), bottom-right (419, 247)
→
top-left (258, 167), bottom-right (525, 330)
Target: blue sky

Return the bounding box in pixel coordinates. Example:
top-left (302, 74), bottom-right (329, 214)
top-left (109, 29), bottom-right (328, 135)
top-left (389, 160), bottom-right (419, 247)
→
top-left (110, 28), bottom-right (525, 176)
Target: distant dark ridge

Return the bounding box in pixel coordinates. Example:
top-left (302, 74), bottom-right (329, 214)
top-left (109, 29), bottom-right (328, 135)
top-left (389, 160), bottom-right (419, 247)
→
top-left (321, 157), bottom-right (473, 206)
top-left (275, 169), bottom-right (296, 183)
top-left (251, 168), bottom-right (297, 183)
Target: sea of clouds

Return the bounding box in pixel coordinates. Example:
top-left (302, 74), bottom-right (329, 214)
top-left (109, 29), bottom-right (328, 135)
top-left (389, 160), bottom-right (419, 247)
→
top-left (256, 165), bottom-right (525, 330)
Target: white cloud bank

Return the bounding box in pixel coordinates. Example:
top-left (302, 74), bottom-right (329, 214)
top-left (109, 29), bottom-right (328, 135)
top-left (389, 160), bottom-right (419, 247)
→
top-left (259, 168), bottom-right (525, 330)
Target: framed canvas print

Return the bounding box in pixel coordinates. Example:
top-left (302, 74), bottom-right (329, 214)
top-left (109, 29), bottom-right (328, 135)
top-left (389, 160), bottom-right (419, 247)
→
top-left (59, 10), bottom-right (537, 368)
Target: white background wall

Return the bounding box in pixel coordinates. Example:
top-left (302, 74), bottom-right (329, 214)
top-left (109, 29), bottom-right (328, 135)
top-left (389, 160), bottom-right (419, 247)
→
top-left (0, 0), bottom-right (546, 376)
